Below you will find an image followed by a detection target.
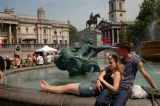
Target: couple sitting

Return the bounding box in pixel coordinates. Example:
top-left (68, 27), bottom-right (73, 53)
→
top-left (40, 39), bottom-right (158, 106)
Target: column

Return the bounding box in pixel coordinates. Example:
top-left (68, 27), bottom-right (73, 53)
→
top-left (9, 24), bottom-right (12, 44)
top-left (16, 26), bottom-right (18, 43)
top-left (47, 28), bottom-right (49, 43)
top-left (37, 27), bottom-right (40, 44)
top-left (50, 28), bottom-right (53, 43)
top-left (104, 30), bottom-right (106, 38)
top-left (41, 27), bottom-right (43, 44)
top-left (112, 29), bottom-right (114, 46)
top-left (108, 29), bottom-right (111, 45)
top-left (62, 29), bottom-right (64, 44)
top-left (117, 29), bottom-right (119, 43)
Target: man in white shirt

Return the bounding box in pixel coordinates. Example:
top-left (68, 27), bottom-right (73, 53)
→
top-left (46, 53), bottom-right (52, 64)
top-left (36, 54), bottom-right (44, 65)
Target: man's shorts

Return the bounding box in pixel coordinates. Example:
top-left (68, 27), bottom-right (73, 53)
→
top-left (79, 81), bottom-right (96, 97)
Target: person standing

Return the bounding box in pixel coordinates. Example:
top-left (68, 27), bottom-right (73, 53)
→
top-left (36, 54), bottom-right (44, 65)
top-left (95, 39), bottom-right (157, 106)
top-left (0, 56), bottom-right (5, 79)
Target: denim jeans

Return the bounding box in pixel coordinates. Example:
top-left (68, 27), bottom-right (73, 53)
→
top-left (95, 88), bottom-right (130, 106)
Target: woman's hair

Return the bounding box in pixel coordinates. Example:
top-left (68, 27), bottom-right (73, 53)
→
top-left (105, 54), bottom-right (124, 80)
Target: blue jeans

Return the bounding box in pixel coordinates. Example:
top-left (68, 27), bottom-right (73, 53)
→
top-left (95, 88), bottom-right (130, 106)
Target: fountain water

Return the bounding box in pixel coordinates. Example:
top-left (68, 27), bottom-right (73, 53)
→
top-left (147, 21), bottom-right (156, 41)
top-left (141, 20), bottom-right (160, 61)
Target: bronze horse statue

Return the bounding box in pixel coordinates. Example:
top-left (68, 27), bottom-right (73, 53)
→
top-left (86, 14), bottom-right (100, 29)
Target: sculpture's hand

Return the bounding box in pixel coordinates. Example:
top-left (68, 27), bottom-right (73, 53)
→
top-left (95, 80), bottom-right (103, 92)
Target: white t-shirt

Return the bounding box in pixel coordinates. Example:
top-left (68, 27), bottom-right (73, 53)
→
top-left (37, 56), bottom-right (44, 65)
top-left (46, 55), bottom-right (51, 63)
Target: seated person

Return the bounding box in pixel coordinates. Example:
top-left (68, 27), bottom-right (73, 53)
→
top-left (0, 56), bottom-right (5, 79)
top-left (12, 54), bottom-right (21, 68)
top-left (22, 54), bottom-right (33, 67)
top-left (40, 55), bottom-right (124, 97)
top-left (36, 54), bottom-right (44, 65)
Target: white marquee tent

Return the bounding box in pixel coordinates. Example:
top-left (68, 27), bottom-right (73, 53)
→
top-left (36, 45), bottom-right (57, 52)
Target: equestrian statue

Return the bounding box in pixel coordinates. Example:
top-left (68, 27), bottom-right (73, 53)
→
top-left (54, 38), bottom-right (112, 76)
top-left (86, 12), bottom-right (100, 29)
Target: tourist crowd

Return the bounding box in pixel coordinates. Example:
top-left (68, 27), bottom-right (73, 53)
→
top-left (0, 52), bottom-right (56, 71)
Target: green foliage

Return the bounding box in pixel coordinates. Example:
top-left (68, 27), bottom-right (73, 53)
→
top-left (130, 0), bottom-right (160, 42)
top-left (155, 0), bottom-right (160, 18)
top-left (119, 29), bottom-right (127, 39)
top-left (69, 24), bottom-right (80, 44)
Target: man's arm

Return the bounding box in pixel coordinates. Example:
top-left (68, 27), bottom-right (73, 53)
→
top-left (138, 62), bottom-right (157, 89)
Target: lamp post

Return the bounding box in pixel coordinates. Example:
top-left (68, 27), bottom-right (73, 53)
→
top-left (54, 30), bottom-right (57, 44)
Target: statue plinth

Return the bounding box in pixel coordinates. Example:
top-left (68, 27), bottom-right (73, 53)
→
top-left (79, 28), bottom-right (103, 46)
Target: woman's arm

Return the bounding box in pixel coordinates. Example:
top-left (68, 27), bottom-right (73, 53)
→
top-left (95, 69), bottom-right (106, 91)
top-left (98, 71), bottom-right (121, 92)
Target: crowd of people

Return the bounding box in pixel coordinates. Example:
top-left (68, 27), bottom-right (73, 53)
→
top-left (0, 52), bottom-right (56, 71)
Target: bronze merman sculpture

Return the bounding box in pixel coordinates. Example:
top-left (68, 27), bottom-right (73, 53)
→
top-left (54, 38), bottom-right (112, 75)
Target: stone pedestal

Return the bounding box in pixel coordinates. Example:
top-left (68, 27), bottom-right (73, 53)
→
top-left (79, 28), bottom-right (103, 46)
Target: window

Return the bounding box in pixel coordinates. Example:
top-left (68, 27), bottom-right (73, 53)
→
top-left (54, 40), bottom-right (57, 44)
top-left (65, 40), bottom-right (67, 44)
top-left (26, 28), bottom-right (28, 33)
top-left (120, 13), bottom-right (123, 17)
top-left (44, 39), bottom-right (47, 43)
top-left (33, 28), bottom-right (36, 32)
top-left (111, 14), bottom-right (113, 18)
top-left (111, 3), bottom-right (114, 11)
top-left (119, 2), bottom-right (122, 10)
top-left (44, 29), bottom-right (46, 34)
top-left (60, 40), bottom-right (62, 44)
top-left (18, 27), bottom-right (21, 32)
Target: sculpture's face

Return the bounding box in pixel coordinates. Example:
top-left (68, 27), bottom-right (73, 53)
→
top-left (108, 58), bottom-right (117, 71)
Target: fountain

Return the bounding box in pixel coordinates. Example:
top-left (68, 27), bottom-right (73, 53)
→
top-left (54, 38), bottom-right (112, 75)
top-left (140, 20), bottom-right (160, 62)
top-left (0, 38), bottom-right (160, 106)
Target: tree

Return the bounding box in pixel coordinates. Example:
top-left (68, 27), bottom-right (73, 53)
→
top-left (69, 24), bottom-right (80, 44)
top-left (130, 0), bottom-right (157, 42)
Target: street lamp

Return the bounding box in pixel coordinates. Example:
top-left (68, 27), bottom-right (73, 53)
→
top-left (54, 30), bottom-right (57, 44)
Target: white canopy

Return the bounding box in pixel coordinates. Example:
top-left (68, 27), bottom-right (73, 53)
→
top-left (36, 45), bottom-right (57, 52)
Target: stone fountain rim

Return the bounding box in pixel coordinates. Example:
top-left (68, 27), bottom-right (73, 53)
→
top-left (1, 64), bottom-right (159, 106)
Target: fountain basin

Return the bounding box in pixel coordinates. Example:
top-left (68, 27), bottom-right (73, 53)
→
top-left (0, 64), bottom-right (160, 106)
top-left (0, 84), bottom-right (159, 106)
top-left (140, 41), bottom-right (160, 62)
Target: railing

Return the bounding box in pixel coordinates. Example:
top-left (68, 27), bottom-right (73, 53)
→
top-left (0, 32), bottom-right (9, 36)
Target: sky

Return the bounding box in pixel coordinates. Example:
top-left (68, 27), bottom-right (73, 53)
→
top-left (0, 0), bottom-right (144, 31)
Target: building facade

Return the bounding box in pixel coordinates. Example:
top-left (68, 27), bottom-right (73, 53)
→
top-left (0, 7), bottom-right (69, 44)
top-left (97, 0), bottom-right (134, 46)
